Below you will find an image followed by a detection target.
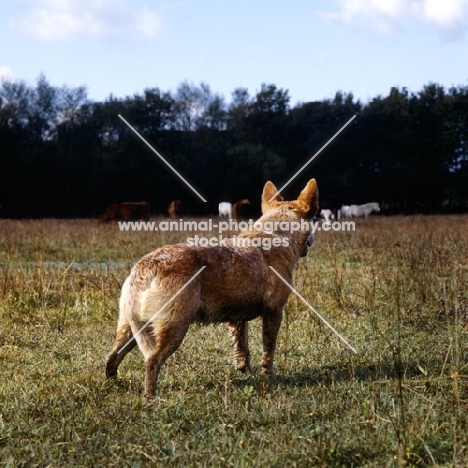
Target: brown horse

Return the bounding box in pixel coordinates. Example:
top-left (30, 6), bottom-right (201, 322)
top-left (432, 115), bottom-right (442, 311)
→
top-left (101, 202), bottom-right (150, 222)
top-left (233, 199), bottom-right (251, 220)
top-left (168, 200), bottom-right (183, 219)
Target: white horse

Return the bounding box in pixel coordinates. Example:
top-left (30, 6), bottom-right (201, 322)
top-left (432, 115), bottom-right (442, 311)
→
top-left (320, 209), bottom-right (334, 223)
top-left (350, 203), bottom-right (380, 218)
top-left (218, 202), bottom-right (233, 218)
top-left (340, 205), bottom-right (352, 219)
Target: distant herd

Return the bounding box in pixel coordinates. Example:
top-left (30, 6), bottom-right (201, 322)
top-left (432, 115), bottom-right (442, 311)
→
top-left (321, 202), bottom-right (380, 222)
top-left (100, 199), bottom-right (380, 221)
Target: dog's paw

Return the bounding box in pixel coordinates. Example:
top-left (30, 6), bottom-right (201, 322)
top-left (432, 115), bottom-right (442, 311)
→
top-left (105, 367), bottom-right (118, 379)
top-left (236, 362), bottom-right (254, 374)
top-left (261, 366), bottom-right (275, 377)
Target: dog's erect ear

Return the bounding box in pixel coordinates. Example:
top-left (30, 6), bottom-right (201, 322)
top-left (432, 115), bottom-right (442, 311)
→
top-left (262, 181), bottom-right (284, 214)
top-left (297, 179), bottom-right (319, 218)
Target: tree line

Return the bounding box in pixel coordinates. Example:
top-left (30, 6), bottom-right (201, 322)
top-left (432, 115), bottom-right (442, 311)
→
top-left (1, 74), bottom-right (467, 218)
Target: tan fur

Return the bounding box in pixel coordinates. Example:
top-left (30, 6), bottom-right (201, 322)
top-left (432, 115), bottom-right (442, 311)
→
top-left (105, 179), bottom-right (319, 398)
top-left (168, 200), bottom-right (183, 219)
top-left (232, 198), bottom-right (251, 220)
top-left (101, 201), bottom-right (150, 222)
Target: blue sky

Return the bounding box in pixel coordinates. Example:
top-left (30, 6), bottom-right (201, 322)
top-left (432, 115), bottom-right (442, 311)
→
top-left (1, 0), bottom-right (468, 105)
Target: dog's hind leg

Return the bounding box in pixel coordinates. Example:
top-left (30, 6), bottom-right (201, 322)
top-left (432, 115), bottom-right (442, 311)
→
top-left (105, 319), bottom-right (137, 379)
top-left (261, 310), bottom-right (283, 376)
top-left (105, 276), bottom-right (137, 379)
top-left (143, 320), bottom-right (191, 398)
top-left (227, 321), bottom-right (254, 374)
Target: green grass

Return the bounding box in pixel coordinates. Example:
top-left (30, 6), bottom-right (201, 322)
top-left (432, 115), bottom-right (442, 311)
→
top-left (1, 216), bottom-right (467, 467)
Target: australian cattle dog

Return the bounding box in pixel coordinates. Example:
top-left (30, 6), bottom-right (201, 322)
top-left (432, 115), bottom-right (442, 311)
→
top-left (106, 179), bottom-right (319, 398)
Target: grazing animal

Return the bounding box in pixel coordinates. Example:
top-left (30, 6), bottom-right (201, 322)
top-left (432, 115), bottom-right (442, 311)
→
top-left (340, 205), bottom-right (352, 219)
top-left (350, 203), bottom-right (380, 218)
top-left (105, 179), bottom-right (319, 398)
top-left (218, 201), bottom-right (233, 218)
top-left (168, 200), bottom-right (183, 219)
top-left (232, 199), bottom-right (251, 220)
top-left (320, 209), bottom-right (334, 223)
top-left (339, 203), bottom-right (380, 219)
top-left (101, 201), bottom-right (150, 222)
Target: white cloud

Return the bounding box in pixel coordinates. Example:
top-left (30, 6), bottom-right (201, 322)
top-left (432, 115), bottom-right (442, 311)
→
top-left (321, 0), bottom-right (468, 39)
top-left (135, 6), bottom-right (161, 40)
top-left (12, 0), bottom-right (161, 41)
top-left (0, 66), bottom-right (16, 82)
top-left (422, 0), bottom-right (468, 37)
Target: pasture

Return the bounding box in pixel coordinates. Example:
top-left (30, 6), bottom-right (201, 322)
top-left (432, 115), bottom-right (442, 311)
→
top-left (0, 215), bottom-right (467, 467)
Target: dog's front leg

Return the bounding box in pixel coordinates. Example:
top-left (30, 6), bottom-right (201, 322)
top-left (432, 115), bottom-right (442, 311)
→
top-left (227, 321), bottom-right (254, 374)
top-left (261, 310), bottom-right (283, 376)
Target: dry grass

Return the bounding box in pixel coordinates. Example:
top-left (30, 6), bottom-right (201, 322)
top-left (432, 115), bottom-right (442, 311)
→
top-left (1, 215), bottom-right (467, 467)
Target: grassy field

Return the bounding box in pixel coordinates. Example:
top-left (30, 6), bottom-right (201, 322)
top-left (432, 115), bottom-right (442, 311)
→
top-left (0, 215), bottom-right (467, 467)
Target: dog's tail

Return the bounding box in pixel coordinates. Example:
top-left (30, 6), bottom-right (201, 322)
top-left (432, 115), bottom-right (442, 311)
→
top-left (122, 261), bottom-right (161, 359)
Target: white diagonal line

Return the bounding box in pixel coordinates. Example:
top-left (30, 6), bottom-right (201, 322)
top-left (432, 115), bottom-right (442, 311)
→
top-left (118, 266), bottom-right (206, 354)
top-left (269, 266), bottom-right (356, 353)
top-left (118, 114), bottom-right (207, 203)
top-left (268, 114), bottom-right (356, 202)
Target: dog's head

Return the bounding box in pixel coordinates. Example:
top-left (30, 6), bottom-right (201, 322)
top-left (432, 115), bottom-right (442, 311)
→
top-left (261, 179), bottom-right (319, 218)
top-left (260, 179), bottom-right (319, 257)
